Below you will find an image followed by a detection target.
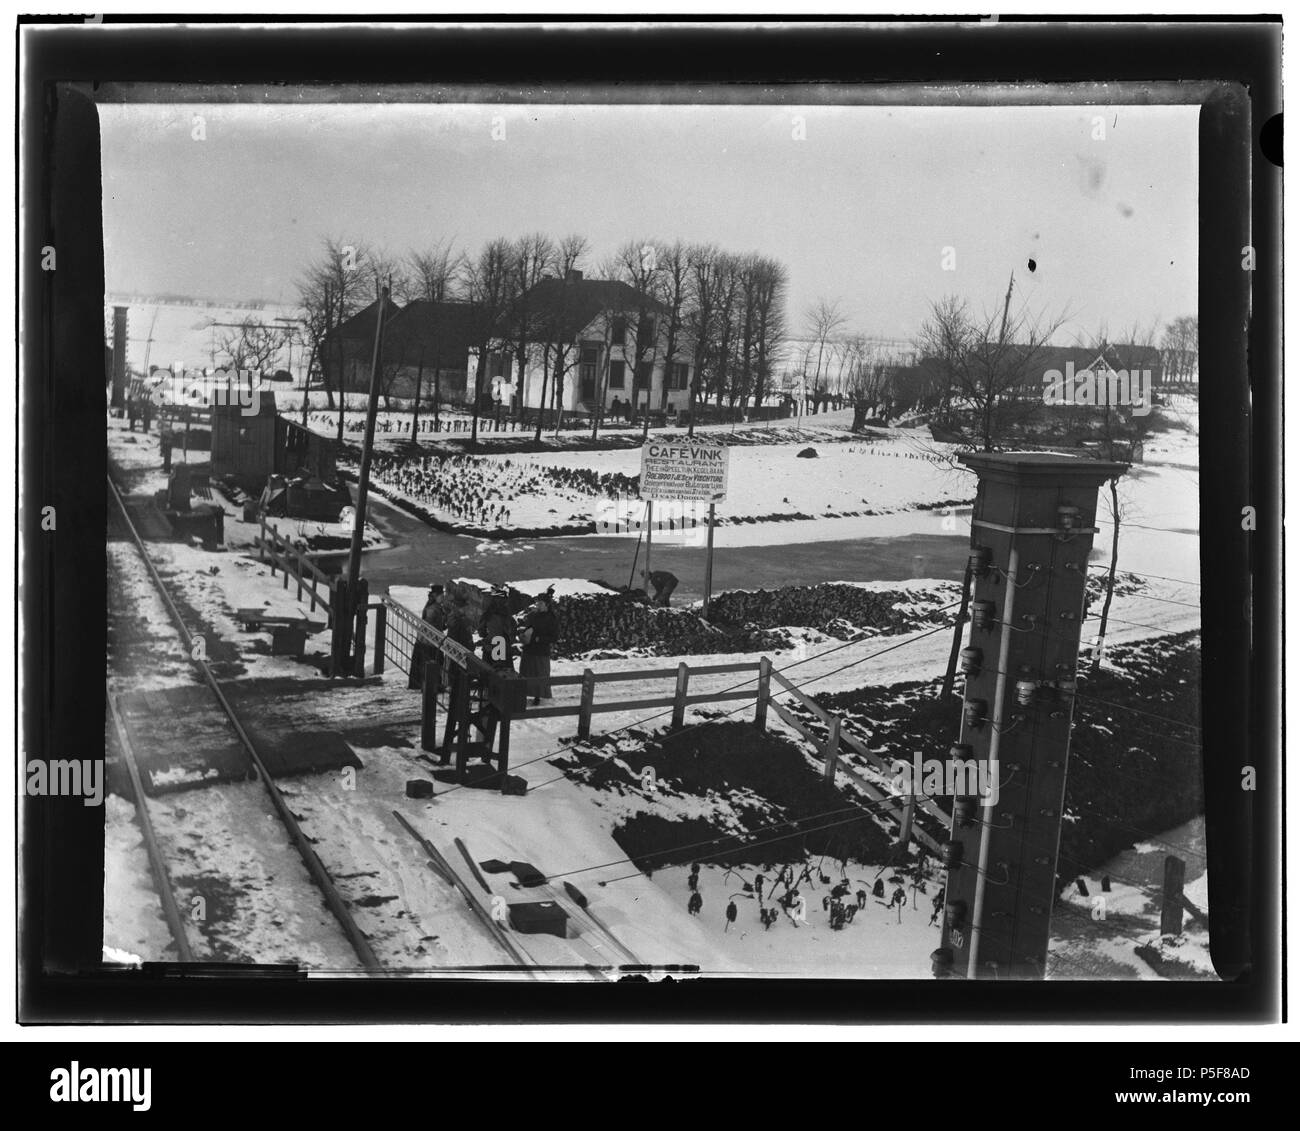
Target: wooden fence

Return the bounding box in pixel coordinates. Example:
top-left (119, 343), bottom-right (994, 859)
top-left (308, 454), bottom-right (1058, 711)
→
top-left (765, 666), bottom-right (945, 856)
top-left (255, 517), bottom-right (336, 624)
top-left (377, 593), bottom-right (945, 857)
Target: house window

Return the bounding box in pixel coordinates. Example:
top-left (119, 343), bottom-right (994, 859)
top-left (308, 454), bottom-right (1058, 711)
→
top-left (671, 362), bottom-right (689, 390)
top-left (579, 344), bottom-right (600, 386)
top-left (608, 360), bottom-right (626, 389)
top-left (634, 362), bottom-right (652, 390)
top-left (610, 317), bottom-right (627, 347)
top-left (638, 315), bottom-right (656, 342)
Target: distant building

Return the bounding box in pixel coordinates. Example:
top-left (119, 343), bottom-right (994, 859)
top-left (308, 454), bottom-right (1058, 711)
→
top-left (322, 274), bottom-right (698, 416)
top-left (319, 295), bottom-right (403, 393)
top-left (379, 300), bottom-right (479, 401)
top-left (508, 270), bottom-right (695, 416)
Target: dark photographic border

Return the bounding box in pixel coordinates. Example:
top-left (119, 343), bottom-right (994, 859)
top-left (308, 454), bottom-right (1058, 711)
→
top-left (18, 15), bottom-right (1281, 1025)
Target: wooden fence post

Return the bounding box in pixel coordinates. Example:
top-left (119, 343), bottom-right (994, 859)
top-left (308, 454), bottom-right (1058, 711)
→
top-left (454, 676), bottom-right (472, 781)
top-left (671, 662), bottom-right (690, 729)
top-left (421, 657), bottom-right (439, 754)
top-left (823, 717), bottom-right (841, 783)
top-left (295, 554), bottom-right (304, 600)
top-left (373, 604), bottom-right (386, 675)
top-left (258, 515), bottom-right (266, 563)
top-left (352, 580), bottom-right (369, 677)
top-left (1159, 855), bottom-right (1186, 937)
top-left (497, 713), bottom-right (512, 789)
top-left (577, 668), bottom-right (596, 739)
top-left (755, 657), bottom-right (772, 731)
top-left (442, 669), bottom-right (459, 756)
top-left (309, 574), bottom-right (318, 613)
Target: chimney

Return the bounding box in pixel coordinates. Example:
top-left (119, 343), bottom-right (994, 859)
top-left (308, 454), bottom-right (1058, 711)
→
top-left (565, 268), bottom-right (583, 283)
top-left (111, 305), bottom-right (128, 408)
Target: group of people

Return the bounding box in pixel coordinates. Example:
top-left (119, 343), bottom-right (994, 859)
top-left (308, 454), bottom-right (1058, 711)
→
top-left (411, 582), bottom-right (561, 708)
top-left (124, 394), bottom-right (154, 433)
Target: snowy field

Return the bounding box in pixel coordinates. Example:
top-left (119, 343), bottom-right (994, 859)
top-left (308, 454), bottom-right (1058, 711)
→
top-left (106, 297), bottom-right (299, 376)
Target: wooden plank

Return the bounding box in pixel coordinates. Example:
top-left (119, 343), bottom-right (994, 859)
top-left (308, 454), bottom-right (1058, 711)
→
top-left (586, 661), bottom-right (759, 683)
top-left (770, 698), bottom-right (816, 742)
top-left (771, 670), bottom-right (837, 724)
top-left (755, 656), bottom-right (772, 731)
top-left (838, 728), bottom-right (949, 826)
top-left (683, 661), bottom-right (762, 676)
top-left (768, 699), bottom-right (943, 857)
top-left (392, 812), bottom-right (538, 975)
top-left (823, 716), bottom-right (842, 783)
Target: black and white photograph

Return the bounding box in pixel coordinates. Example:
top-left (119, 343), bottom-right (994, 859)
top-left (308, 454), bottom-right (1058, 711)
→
top-left (16, 15), bottom-right (1282, 1054)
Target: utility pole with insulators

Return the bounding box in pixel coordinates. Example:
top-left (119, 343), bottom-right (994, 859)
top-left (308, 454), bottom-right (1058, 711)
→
top-left (932, 452), bottom-right (1127, 980)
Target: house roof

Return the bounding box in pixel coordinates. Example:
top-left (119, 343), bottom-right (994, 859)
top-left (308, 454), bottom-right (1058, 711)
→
top-left (383, 300), bottom-right (479, 361)
top-left (515, 277), bottom-right (669, 342)
top-left (329, 296), bottom-right (404, 342)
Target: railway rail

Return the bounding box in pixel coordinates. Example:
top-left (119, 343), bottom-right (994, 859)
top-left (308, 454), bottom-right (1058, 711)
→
top-left (106, 472), bottom-right (382, 970)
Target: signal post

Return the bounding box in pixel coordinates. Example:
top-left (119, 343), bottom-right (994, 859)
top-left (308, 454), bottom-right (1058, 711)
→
top-left (935, 452), bottom-right (1127, 980)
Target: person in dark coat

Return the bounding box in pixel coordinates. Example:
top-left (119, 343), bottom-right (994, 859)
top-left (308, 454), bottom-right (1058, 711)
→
top-left (642, 568), bottom-right (679, 607)
top-left (725, 900), bottom-right (738, 932)
top-left (478, 591), bottom-right (517, 673)
top-left (438, 593), bottom-right (476, 765)
top-left (409, 584), bottom-right (448, 690)
top-left (518, 589), bottom-right (559, 705)
top-left (445, 592), bottom-right (474, 649)
top-left (872, 877), bottom-right (886, 900)
top-left (687, 891), bottom-right (703, 916)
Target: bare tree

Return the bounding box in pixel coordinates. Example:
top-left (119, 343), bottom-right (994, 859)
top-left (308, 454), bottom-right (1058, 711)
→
top-left (1160, 315), bottom-right (1198, 385)
top-left (214, 316), bottom-right (286, 380)
top-left (533, 235), bottom-right (590, 442)
top-left (506, 232), bottom-right (555, 416)
top-left (747, 256), bottom-right (788, 415)
top-left (408, 241), bottom-right (462, 303)
top-left (710, 254), bottom-right (742, 411)
top-left (654, 240), bottom-right (691, 418)
top-left (684, 242), bottom-right (723, 437)
top-left (804, 297), bottom-right (848, 413)
top-left (296, 237), bottom-right (376, 442)
top-left (918, 279), bottom-right (1069, 451)
top-left (607, 240), bottom-right (666, 439)
top-left (460, 238), bottom-right (517, 445)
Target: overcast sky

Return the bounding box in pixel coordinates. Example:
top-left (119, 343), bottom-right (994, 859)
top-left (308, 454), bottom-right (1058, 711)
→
top-left (100, 99), bottom-right (1197, 344)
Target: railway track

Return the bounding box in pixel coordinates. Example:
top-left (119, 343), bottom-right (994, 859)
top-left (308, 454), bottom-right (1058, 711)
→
top-left (106, 473), bottom-right (382, 971)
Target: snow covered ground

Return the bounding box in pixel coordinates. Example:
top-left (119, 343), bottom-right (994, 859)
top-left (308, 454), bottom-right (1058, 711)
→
top-left (103, 395), bottom-right (1207, 979)
top-left (1053, 816), bottom-right (1213, 980)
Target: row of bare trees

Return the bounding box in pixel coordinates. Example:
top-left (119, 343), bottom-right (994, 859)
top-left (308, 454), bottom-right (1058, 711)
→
top-left (292, 234), bottom-right (793, 445)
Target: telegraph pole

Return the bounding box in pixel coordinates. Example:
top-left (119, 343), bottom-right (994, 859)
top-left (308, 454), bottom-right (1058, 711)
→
top-left (333, 281), bottom-right (388, 675)
top-left (933, 452), bottom-right (1127, 980)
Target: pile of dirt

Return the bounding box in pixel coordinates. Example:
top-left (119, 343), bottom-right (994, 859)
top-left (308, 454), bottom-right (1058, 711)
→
top-left (552, 592), bottom-right (785, 658)
top-left (706, 581), bottom-right (962, 641)
top-left (551, 722), bottom-right (899, 871)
